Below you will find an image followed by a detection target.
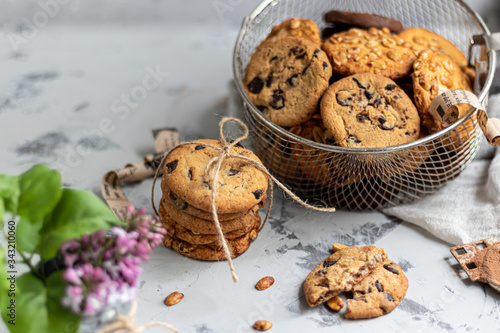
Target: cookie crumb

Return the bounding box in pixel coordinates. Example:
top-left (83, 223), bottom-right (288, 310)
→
top-left (255, 276), bottom-right (275, 290)
top-left (253, 320), bottom-right (272, 331)
top-left (164, 291), bottom-right (184, 306)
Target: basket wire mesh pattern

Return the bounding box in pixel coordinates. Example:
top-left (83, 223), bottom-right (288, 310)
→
top-left (234, 0), bottom-right (492, 210)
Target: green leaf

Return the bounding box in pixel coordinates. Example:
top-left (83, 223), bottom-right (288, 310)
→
top-left (0, 200), bottom-right (5, 226)
top-left (11, 273), bottom-right (50, 333)
top-left (17, 165), bottom-right (62, 222)
top-left (46, 272), bottom-right (80, 333)
top-left (0, 247), bottom-right (13, 330)
top-left (40, 188), bottom-right (121, 259)
top-left (8, 272), bottom-right (80, 333)
top-left (15, 217), bottom-right (42, 253)
top-left (0, 174), bottom-right (20, 214)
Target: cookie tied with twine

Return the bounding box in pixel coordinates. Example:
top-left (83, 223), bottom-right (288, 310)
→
top-left (152, 117), bottom-right (336, 282)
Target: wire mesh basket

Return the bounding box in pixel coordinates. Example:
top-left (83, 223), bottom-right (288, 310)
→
top-left (233, 0), bottom-right (496, 210)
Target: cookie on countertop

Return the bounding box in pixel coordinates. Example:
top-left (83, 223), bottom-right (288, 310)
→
top-left (161, 139), bottom-right (268, 214)
top-left (260, 18), bottom-right (322, 48)
top-left (399, 27), bottom-right (468, 68)
top-left (320, 73), bottom-right (420, 148)
top-left (345, 260), bottom-right (409, 319)
top-left (163, 231), bottom-right (254, 261)
top-left (303, 245), bottom-right (388, 306)
top-left (412, 50), bottom-right (472, 135)
top-left (245, 36), bottom-right (332, 127)
top-left (322, 27), bottom-right (416, 80)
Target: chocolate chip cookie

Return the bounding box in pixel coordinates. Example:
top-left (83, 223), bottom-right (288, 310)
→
top-left (399, 27), bottom-right (468, 68)
top-left (160, 198), bottom-right (261, 235)
top-left (320, 73), bottom-right (420, 148)
top-left (163, 232), bottom-right (254, 261)
top-left (322, 27), bottom-right (416, 80)
top-left (161, 139), bottom-right (268, 214)
top-left (260, 18), bottom-right (322, 48)
top-left (303, 246), bottom-right (388, 306)
top-left (245, 36), bottom-right (332, 127)
top-left (162, 182), bottom-right (267, 222)
top-left (163, 214), bottom-right (261, 245)
top-left (345, 260), bottom-right (409, 319)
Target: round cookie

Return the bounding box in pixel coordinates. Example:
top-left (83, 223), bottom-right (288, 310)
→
top-left (160, 197), bottom-right (261, 235)
top-left (245, 36), bottom-right (332, 127)
top-left (259, 18), bottom-right (322, 48)
top-left (162, 214), bottom-right (261, 245)
top-left (320, 73), bottom-right (420, 148)
top-left (399, 27), bottom-right (468, 68)
top-left (322, 27), bottom-right (416, 80)
top-left (345, 260), bottom-right (409, 319)
top-left (303, 246), bottom-right (388, 307)
top-left (161, 139), bottom-right (268, 214)
top-left (163, 232), bottom-right (254, 261)
top-left (288, 113), bottom-right (330, 145)
top-left (412, 49), bottom-right (472, 134)
top-left (161, 182), bottom-right (267, 222)
top-left (324, 10), bottom-right (404, 33)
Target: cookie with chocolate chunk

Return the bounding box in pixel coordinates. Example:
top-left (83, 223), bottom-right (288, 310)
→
top-left (260, 18), bottom-right (322, 48)
top-left (160, 195), bottom-right (261, 235)
top-left (162, 182), bottom-right (267, 222)
top-left (345, 260), bottom-right (408, 319)
top-left (303, 246), bottom-right (388, 306)
top-left (161, 139), bottom-right (268, 214)
top-left (322, 27), bottom-right (416, 80)
top-left (245, 36), bottom-right (332, 127)
top-left (163, 232), bottom-right (254, 261)
top-left (162, 214), bottom-right (261, 245)
top-left (320, 73), bottom-right (420, 148)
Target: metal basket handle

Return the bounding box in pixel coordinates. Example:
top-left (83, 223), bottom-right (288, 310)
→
top-left (466, 32), bottom-right (500, 145)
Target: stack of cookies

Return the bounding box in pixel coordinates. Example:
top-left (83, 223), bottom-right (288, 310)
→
top-left (159, 139), bottom-right (269, 261)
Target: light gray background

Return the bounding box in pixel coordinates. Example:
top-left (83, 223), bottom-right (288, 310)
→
top-left (1, 1), bottom-right (500, 333)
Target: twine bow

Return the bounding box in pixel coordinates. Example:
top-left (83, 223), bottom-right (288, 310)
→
top-left (152, 117), bottom-right (336, 282)
top-left (97, 302), bottom-right (179, 333)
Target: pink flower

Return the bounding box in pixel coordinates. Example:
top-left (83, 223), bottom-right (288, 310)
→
top-left (60, 205), bottom-right (166, 316)
top-left (62, 268), bottom-right (82, 285)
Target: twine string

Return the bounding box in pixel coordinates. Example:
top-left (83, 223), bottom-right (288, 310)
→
top-left (97, 302), bottom-right (179, 333)
top-left (151, 117), bottom-right (336, 282)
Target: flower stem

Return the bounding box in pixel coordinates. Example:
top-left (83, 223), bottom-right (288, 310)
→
top-left (97, 237), bottom-right (115, 266)
top-left (18, 250), bottom-right (46, 282)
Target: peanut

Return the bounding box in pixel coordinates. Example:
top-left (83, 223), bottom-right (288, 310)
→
top-left (255, 276), bottom-right (275, 291)
top-left (332, 243), bottom-right (348, 252)
top-left (326, 296), bottom-right (344, 311)
top-left (164, 291), bottom-right (184, 306)
top-left (253, 320), bottom-right (273, 331)
top-left (249, 229), bottom-right (258, 241)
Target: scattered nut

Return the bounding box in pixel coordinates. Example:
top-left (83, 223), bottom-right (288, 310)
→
top-left (332, 243), bottom-right (348, 252)
top-left (253, 320), bottom-right (273, 331)
top-left (326, 296), bottom-right (344, 311)
top-left (249, 229), bottom-right (259, 241)
top-left (164, 291), bottom-right (184, 306)
top-left (255, 276), bottom-right (275, 291)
